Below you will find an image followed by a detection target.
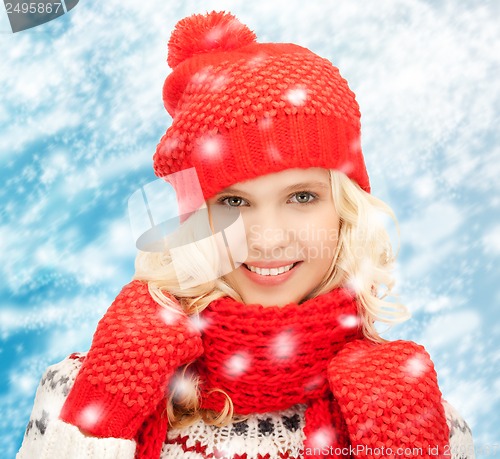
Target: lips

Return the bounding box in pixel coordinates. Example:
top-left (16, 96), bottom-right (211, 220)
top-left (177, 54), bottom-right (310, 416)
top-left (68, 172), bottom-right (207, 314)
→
top-left (238, 259), bottom-right (303, 286)
top-left (244, 262), bottom-right (298, 276)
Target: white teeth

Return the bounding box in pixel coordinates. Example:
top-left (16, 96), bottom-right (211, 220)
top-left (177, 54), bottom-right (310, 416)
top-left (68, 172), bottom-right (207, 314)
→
top-left (246, 263), bottom-right (295, 276)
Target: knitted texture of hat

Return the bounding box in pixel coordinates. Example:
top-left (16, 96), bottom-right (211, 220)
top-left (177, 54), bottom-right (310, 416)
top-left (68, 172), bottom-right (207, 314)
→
top-left (153, 11), bottom-right (370, 211)
top-left (196, 291), bottom-right (451, 459)
top-left (59, 280), bottom-right (204, 459)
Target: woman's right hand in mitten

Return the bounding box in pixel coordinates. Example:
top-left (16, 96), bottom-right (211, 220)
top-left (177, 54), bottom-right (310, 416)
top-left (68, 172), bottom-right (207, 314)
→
top-left (59, 280), bottom-right (204, 440)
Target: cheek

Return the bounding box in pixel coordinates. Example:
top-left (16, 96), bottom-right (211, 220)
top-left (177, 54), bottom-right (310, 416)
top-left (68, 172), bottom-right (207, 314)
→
top-left (297, 217), bottom-right (339, 262)
top-left (296, 216), bottom-right (339, 244)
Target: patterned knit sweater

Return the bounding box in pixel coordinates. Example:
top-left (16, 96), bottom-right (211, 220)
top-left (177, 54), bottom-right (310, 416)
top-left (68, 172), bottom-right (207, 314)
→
top-left (18, 353), bottom-right (475, 458)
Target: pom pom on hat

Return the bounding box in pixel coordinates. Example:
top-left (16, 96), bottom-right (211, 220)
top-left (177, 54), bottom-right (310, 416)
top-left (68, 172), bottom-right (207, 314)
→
top-left (167, 11), bottom-right (257, 69)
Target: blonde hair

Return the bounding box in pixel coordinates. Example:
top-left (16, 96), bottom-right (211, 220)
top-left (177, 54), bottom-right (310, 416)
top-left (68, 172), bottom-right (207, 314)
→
top-left (132, 169), bottom-right (410, 428)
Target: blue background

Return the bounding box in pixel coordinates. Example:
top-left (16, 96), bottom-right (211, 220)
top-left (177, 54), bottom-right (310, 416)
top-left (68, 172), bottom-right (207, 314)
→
top-left (1, 1), bottom-right (498, 457)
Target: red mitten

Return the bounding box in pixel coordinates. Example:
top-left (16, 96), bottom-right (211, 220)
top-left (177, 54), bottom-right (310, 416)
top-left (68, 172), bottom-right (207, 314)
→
top-left (59, 280), bottom-right (204, 440)
top-left (327, 339), bottom-right (450, 459)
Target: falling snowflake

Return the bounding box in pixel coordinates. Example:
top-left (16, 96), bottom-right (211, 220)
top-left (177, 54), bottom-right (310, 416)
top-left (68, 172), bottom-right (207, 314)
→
top-left (169, 373), bottom-right (198, 402)
top-left (309, 426), bottom-right (336, 449)
top-left (161, 136), bottom-right (179, 154)
top-left (205, 25), bottom-right (226, 44)
top-left (258, 116), bottom-right (273, 130)
top-left (270, 329), bottom-right (297, 360)
top-left (413, 175), bottom-right (437, 198)
top-left (197, 135), bottom-right (224, 163)
top-left (245, 53), bottom-right (267, 69)
top-left (345, 259), bottom-right (375, 294)
top-left (158, 307), bottom-right (183, 326)
top-left (191, 67), bottom-right (228, 92)
top-left (77, 403), bottom-right (103, 431)
top-left (12, 372), bottom-right (38, 396)
top-left (224, 352), bottom-right (250, 378)
top-left (189, 314), bottom-right (210, 332)
top-left (345, 273), bottom-right (364, 295)
top-left (304, 375), bottom-right (325, 392)
top-left (285, 88), bottom-right (308, 106)
top-left (338, 314), bottom-right (359, 329)
top-left (214, 436), bottom-right (246, 458)
top-left (403, 352), bottom-right (429, 378)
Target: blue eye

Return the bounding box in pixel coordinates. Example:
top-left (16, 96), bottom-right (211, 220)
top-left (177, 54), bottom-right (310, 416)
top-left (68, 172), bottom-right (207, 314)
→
top-left (290, 192), bottom-right (318, 204)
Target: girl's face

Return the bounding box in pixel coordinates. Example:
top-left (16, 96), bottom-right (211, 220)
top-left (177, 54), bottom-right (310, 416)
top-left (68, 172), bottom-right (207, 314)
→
top-left (206, 167), bottom-right (340, 307)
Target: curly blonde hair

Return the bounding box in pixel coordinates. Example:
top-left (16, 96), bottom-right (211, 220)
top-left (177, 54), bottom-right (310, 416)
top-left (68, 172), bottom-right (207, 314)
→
top-left (132, 169), bottom-right (410, 428)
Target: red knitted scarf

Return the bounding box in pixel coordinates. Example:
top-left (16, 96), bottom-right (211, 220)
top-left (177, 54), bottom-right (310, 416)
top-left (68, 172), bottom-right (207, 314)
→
top-left (195, 287), bottom-right (362, 457)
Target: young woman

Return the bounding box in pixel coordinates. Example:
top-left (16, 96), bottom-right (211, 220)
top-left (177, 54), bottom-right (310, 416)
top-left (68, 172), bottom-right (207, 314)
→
top-left (17, 11), bottom-right (474, 459)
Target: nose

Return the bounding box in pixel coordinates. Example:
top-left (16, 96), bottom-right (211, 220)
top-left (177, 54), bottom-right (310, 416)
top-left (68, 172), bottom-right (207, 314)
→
top-left (244, 209), bottom-right (293, 259)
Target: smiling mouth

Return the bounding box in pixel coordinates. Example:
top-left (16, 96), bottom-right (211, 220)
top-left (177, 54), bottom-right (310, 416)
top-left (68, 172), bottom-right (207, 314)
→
top-left (243, 262), bottom-right (301, 276)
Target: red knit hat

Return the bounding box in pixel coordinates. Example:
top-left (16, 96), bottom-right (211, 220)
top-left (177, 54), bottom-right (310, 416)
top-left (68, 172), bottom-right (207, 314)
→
top-left (153, 11), bottom-right (370, 211)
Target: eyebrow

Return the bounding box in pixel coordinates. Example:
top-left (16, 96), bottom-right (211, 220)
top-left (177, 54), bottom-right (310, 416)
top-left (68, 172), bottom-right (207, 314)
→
top-left (216, 181), bottom-right (331, 196)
